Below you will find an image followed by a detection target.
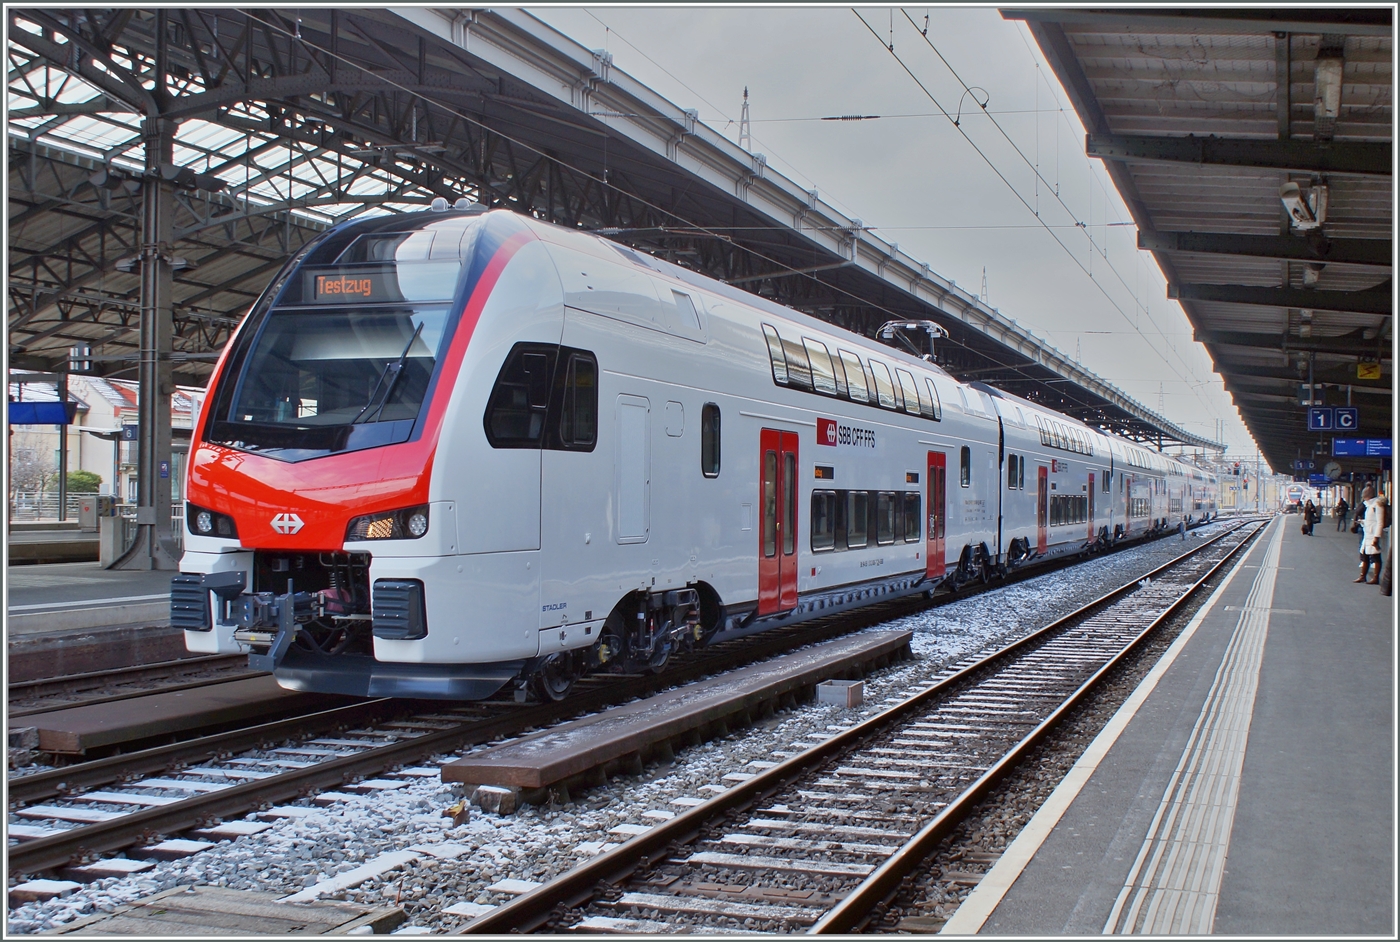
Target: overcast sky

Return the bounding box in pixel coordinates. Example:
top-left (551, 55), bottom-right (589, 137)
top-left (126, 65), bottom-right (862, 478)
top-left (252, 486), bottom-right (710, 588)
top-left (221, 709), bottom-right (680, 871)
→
top-left (529, 6), bottom-right (1263, 460)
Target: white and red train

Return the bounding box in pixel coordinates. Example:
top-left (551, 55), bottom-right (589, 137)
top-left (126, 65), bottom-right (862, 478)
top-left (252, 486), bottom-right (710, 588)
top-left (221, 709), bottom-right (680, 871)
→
top-left (172, 206), bottom-right (1217, 701)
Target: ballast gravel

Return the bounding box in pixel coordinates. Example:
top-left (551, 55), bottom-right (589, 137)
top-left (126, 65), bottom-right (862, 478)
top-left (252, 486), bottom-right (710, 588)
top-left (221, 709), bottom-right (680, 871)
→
top-left (7, 524), bottom-right (1229, 935)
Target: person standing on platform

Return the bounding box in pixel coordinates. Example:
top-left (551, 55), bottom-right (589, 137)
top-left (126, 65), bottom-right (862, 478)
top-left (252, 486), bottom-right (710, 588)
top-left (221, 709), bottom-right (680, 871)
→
top-left (1303, 499), bottom-right (1317, 535)
top-left (1336, 496), bottom-right (1350, 531)
top-left (1356, 485), bottom-right (1383, 584)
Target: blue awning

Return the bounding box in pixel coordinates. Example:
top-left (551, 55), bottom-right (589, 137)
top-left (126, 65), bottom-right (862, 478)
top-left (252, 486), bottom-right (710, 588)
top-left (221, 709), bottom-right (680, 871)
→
top-left (8, 401), bottom-right (78, 425)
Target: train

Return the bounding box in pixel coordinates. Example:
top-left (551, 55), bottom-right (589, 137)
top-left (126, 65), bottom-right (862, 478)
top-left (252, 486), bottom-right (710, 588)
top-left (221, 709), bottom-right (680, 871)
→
top-left (171, 204), bottom-right (1218, 702)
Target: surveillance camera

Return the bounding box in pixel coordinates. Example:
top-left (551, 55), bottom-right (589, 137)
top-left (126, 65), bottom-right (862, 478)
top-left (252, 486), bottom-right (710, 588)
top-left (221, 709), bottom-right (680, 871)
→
top-left (1279, 182), bottom-right (1320, 230)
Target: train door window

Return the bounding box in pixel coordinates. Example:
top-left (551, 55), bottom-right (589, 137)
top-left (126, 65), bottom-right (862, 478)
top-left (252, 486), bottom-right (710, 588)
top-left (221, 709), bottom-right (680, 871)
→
top-left (839, 350), bottom-right (869, 403)
top-left (868, 360), bottom-right (897, 409)
top-left (701, 403), bottom-right (721, 477)
top-left (1103, 470), bottom-right (1111, 492)
top-left (782, 452), bottom-right (797, 556)
top-left (762, 450), bottom-right (778, 557)
top-left (1018, 456), bottom-right (1025, 490)
top-left (903, 492), bottom-right (921, 542)
top-left (554, 352), bottom-right (598, 450)
top-left (1008, 454), bottom-right (1019, 490)
top-left (762, 325), bottom-right (789, 385)
top-left (811, 490), bottom-right (836, 552)
top-left (896, 368), bottom-right (922, 416)
top-left (876, 492), bottom-right (896, 545)
top-left (804, 339), bottom-right (839, 396)
top-left (484, 343), bottom-right (557, 448)
top-left (834, 488), bottom-right (848, 546)
top-left (923, 378), bottom-right (942, 420)
top-left (846, 491), bottom-right (869, 548)
top-left (960, 446), bottom-right (971, 487)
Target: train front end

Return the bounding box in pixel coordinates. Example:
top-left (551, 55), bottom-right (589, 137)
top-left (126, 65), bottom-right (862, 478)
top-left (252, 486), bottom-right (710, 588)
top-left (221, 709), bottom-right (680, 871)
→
top-left (171, 205), bottom-right (543, 699)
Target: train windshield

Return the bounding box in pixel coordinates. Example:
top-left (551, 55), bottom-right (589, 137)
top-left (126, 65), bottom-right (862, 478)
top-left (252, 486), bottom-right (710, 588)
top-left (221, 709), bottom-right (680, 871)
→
top-left (206, 216), bottom-right (483, 460)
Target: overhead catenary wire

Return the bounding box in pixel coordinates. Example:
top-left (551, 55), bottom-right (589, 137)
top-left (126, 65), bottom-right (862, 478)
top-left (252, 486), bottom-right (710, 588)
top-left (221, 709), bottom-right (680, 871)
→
top-left (898, 10), bottom-right (1217, 404)
top-left (853, 9), bottom-right (1224, 427)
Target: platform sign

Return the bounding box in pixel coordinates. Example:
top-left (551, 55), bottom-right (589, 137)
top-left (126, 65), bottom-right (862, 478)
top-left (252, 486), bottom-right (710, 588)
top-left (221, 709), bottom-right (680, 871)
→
top-left (1307, 407), bottom-right (1334, 431)
top-left (1335, 407), bottom-right (1359, 431)
top-left (121, 424), bottom-right (139, 441)
top-left (1292, 459), bottom-right (1315, 471)
top-left (1308, 474), bottom-right (1330, 487)
top-left (1333, 438), bottom-right (1393, 457)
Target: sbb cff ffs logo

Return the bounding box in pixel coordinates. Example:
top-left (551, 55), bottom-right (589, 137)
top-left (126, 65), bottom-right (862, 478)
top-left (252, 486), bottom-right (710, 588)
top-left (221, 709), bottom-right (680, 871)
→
top-left (816, 417), bottom-right (876, 449)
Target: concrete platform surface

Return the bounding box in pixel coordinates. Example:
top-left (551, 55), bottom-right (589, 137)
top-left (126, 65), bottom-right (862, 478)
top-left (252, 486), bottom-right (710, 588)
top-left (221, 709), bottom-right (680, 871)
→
top-left (948, 516), bottom-right (1393, 936)
top-left (442, 629), bottom-right (913, 790)
top-left (7, 561), bottom-right (186, 680)
top-left (24, 674), bottom-right (353, 754)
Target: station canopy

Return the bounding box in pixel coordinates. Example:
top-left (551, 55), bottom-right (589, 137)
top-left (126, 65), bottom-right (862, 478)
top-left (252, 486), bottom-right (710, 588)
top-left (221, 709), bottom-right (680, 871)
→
top-left (1006, 8), bottom-right (1393, 474)
top-left (11, 8), bottom-right (1218, 450)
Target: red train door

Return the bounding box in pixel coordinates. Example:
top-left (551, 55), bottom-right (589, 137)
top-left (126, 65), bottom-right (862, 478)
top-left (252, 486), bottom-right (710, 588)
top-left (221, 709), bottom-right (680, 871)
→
top-left (758, 429), bottom-right (799, 615)
top-left (926, 451), bottom-right (946, 578)
top-left (1087, 473), bottom-right (1096, 541)
top-left (1036, 465), bottom-right (1049, 554)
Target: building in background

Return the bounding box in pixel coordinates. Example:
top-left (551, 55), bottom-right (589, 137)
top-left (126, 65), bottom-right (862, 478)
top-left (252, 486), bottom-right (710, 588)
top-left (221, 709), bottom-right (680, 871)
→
top-left (8, 378), bottom-right (202, 517)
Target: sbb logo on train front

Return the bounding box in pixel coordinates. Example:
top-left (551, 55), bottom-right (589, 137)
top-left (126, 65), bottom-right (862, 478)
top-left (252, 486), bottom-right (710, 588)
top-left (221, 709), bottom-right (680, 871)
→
top-left (270, 512), bottom-right (304, 535)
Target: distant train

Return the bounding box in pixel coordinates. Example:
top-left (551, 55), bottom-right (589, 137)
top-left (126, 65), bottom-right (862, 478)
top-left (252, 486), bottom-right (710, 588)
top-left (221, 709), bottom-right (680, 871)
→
top-left (171, 205), bottom-right (1218, 702)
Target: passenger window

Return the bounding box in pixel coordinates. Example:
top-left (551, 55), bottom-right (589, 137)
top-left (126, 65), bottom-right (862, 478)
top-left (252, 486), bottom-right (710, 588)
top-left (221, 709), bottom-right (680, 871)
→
top-left (782, 336), bottom-right (813, 390)
top-left (554, 352), bottom-right (597, 450)
top-left (839, 350), bottom-right (869, 403)
top-left (701, 403), bottom-right (721, 477)
top-left (811, 490), bottom-right (836, 552)
top-left (923, 378), bottom-right (942, 420)
top-left (804, 339), bottom-right (838, 396)
top-left (868, 360), bottom-right (897, 409)
top-left (876, 492), bottom-right (896, 545)
top-left (1008, 454), bottom-right (1019, 490)
top-left (484, 343), bottom-right (557, 448)
top-left (846, 491), bottom-right (869, 548)
top-left (903, 492), bottom-right (921, 541)
top-left (896, 368), bottom-right (922, 415)
top-left (762, 325), bottom-right (789, 385)
top-left (960, 445), bottom-right (971, 487)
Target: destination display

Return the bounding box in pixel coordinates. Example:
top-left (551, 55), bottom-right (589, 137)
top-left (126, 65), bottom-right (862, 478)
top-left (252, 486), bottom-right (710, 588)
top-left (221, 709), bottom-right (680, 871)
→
top-left (1332, 438), bottom-right (1392, 457)
top-left (306, 267), bottom-right (400, 303)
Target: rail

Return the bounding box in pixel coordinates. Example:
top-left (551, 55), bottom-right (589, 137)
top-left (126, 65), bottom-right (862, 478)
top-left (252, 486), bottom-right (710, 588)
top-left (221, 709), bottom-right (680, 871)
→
top-left (459, 520), bottom-right (1263, 934)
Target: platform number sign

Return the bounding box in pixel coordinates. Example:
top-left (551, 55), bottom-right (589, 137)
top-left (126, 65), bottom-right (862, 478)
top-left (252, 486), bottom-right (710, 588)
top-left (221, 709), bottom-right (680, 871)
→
top-left (1335, 407), bottom-right (1358, 431)
top-left (1307, 407), bottom-right (1334, 431)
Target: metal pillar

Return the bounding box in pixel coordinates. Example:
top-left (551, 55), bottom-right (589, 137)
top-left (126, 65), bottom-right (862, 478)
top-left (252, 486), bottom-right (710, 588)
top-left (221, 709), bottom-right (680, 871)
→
top-left (57, 372), bottom-right (68, 521)
top-left (111, 114), bottom-right (178, 569)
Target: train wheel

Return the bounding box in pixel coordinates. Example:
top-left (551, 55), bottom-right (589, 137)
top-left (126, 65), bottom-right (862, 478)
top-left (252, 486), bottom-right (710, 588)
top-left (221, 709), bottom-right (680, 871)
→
top-left (531, 651), bottom-right (579, 702)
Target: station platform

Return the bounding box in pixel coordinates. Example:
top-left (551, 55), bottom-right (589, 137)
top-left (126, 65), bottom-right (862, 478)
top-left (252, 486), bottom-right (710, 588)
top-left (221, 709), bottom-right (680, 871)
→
top-left (7, 561), bottom-right (184, 681)
top-left (945, 515), bottom-right (1393, 936)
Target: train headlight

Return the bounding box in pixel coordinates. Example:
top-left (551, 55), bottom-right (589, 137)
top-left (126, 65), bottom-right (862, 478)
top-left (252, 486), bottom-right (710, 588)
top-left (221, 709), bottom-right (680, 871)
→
top-left (186, 503), bottom-right (238, 538)
top-left (346, 505), bottom-right (430, 541)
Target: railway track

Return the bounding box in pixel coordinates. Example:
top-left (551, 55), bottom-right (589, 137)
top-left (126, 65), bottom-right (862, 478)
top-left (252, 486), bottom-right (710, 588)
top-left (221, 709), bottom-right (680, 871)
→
top-left (7, 521), bottom-right (1232, 879)
top-left (460, 520), bottom-right (1263, 934)
top-left (8, 654), bottom-right (253, 718)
